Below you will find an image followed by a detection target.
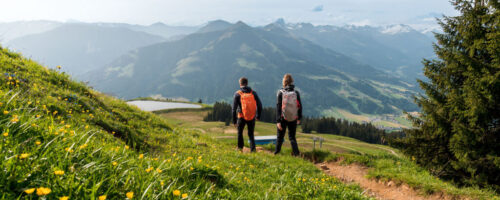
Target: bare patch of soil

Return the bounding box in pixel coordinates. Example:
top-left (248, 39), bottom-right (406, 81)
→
top-left (317, 161), bottom-right (459, 200)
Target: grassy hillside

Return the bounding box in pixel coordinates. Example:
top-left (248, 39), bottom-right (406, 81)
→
top-left (0, 47), bottom-right (374, 199)
top-left (160, 110), bottom-right (499, 199)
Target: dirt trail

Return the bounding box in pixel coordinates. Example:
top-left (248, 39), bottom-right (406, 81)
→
top-left (316, 161), bottom-right (456, 200)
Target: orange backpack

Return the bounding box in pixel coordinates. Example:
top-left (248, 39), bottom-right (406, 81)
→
top-left (237, 90), bottom-right (257, 121)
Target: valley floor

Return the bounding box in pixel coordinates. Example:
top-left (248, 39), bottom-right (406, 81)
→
top-left (160, 110), bottom-right (499, 200)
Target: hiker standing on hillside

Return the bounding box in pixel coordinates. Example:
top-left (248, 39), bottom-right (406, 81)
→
top-left (275, 74), bottom-right (302, 156)
top-left (232, 77), bottom-right (263, 152)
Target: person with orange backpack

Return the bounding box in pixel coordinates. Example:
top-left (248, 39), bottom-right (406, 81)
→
top-left (232, 77), bottom-right (262, 152)
top-left (275, 74), bottom-right (302, 156)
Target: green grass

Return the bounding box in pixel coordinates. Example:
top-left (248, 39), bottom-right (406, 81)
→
top-left (0, 46), bottom-right (373, 199)
top-left (160, 110), bottom-right (499, 200)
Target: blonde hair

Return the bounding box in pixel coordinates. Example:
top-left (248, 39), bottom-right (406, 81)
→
top-left (282, 74), bottom-right (293, 88)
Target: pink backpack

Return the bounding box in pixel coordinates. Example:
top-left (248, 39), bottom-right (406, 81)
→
top-left (281, 90), bottom-right (300, 122)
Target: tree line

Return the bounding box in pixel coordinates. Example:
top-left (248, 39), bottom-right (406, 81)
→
top-left (204, 101), bottom-right (400, 144)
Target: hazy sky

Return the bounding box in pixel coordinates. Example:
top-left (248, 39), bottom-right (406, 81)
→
top-left (1, 0), bottom-right (458, 28)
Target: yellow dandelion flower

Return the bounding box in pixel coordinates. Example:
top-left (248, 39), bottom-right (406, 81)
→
top-left (31, 124), bottom-right (37, 127)
top-left (99, 195), bottom-right (107, 200)
top-left (24, 188), bottom-right (35, 194)
top-left (36, 141), bottom-right (41, 145)
top-left (167, 159), bottom-right (172, 163)
top-left (156, 168), bottom-right (162, 173)
top-left (11, 117), bottom-right (19, 123)
top-left (57, 65), bottom-right (62, 69)
top-left (153, 157), bottom-right (158, 161)
top-left (182, 193), bottom-right (188, 199)
top-left (160, 181), bottom-right (164, 186)
top-left (2, 132), bottom-right (8, 137)
top-left (3, 110), bottom-right (9, 115)
top-left (65, 125), bottom-right (71, 128)
top-left (36, 114), bottom-right (41, 118)
top-left (173, 190), bottom-right (181, 196)
top-left (28, 101), bottom-right (32, 105)
top-left (126, 192), bottom-right (134, 199)
top-left (125, 145), bottom-right (129, 149)
top-left (190, 167), bottom-right (194, 171)
top-left (59, 196), bottom-right (69, 200)
top-left (186, 157), bottom-right (193, 161)
top-left (145, 167), bottom-right (153, 173)
top-left (36, 187), bottom-right (51, 196)
top-left (19, 153), bottom-right (29, 159)
top-left (111, 131), bottom-right (115, 135)
top-left (79, 144), bottom-right (88, 149)
top-left (54, 170), bottom-right (65, 175)
top-left (139, 154), bottom-right (144, 159)
top-left (112, 161), bottom-right (118, 166)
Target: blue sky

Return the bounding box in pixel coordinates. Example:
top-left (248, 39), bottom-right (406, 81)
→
top-left (1, 0), bottom-right (458, 29)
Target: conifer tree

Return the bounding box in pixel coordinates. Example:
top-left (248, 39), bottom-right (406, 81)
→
top-left (395, 0), bottom-right (499, 188)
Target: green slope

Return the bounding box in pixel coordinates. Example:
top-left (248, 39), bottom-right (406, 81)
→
top-left (160, 110), bottom-right (499, 200)
top-left (0, 47), bottom-right (372, 199)
top-left (86, 21), bottom-right (419, 116)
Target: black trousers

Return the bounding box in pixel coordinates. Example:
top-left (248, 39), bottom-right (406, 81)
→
top-left (237, 118), bottom-right (256, 152)
top-left (275, 120), bottom-right (300, 156)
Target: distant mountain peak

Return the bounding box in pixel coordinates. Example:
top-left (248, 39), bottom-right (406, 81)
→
top-left (150, 22), bottom-right (166, 27)
top-left (380, 24), bottom-right (413, 35)
top-left (197, 20), bottom-right (233, 33)
top-left (274, 18), bottom-right (286, 26)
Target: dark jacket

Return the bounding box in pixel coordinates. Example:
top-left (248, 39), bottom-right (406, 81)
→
top-left (276, 85), bottom-right (302, 123)
top-left (232, 86), bottom-right (263, 124)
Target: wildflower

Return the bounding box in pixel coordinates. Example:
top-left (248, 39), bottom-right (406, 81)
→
top-left (36, 114), bottom-right (41, 118)
top-left (2, 132), bottom-right (7, 137)
top-left (126, 192), bottom-right (133, 199)
top-left (54, 170), bottom-right (65, 175)
top-left (36, 187), bottom-right (51, 196)
top-left (190, 167), bottom-right (194, 171)
top-left (182, 193), bottom-right (188, 199)
top-left (160, 181), bottom-right (164, 186)
top-left (24, 188), bottom-right (35, 194)
top-left (112, 162), bottom-right (118, 166)
top-left (145, 167), bottom-right (154, 173)
top-left (99, 195), bottom-right (107, 200)
top-left (3, 110), bottom-right (8, 115)
top-left (186, 157), bottom-right (193, 161)
top-left (173, 190), bottom-right (181, 196)
top-left (19, 153), bottom-right (29, 159)
top-left (35, 141), bottom-right (41, 145)
top-left (156, 168), bottom-right (162, 173)
top-left (11, 117), bottom-right (19, 123)
top-left (167, 159), bottom-right (172, 163)
top-left (0, 102), bottom-right (2, 106)
top-left (139, 154), bottom-right (144, 159)
top-left (79, 144), bottom-right (88, 149)
top-left (112, 131), bottom-right (115, 135)
top-left (125, 145), bottom-right (129, 149)
top-left (85, 125), bottom-right (89, 129)
top-left (57, 65), bottom-right (62, 69)
top-left (59, 196), bottom-right (69, 200)
top-left (31, 123), bottom-right (37, 127)
top-left (153, 157), bottom-right (159, 161)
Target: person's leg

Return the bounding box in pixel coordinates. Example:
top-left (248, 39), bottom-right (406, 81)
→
top-left (288, 121), bottom-right (300, 156)
top-left (247, 119), bottom-right (256, 152)
top-left (237, 118), bottom-right (246, 150)
top-left (274, 121), bottom-right (287, 154)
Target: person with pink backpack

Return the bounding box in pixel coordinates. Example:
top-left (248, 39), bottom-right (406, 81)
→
top-left (275, 74), bottom-right (302, 156)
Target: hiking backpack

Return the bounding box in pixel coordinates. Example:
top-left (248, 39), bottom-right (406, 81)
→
top-left (281, 89), bottom-right (299, 122)
top-left (237, 90), bottom-right (257, 121)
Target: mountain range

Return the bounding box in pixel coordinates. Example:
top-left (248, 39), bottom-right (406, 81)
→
top-left (86, 21), bottom-right (420, 116)
top-left (1, 19), bottom-right (435, 117)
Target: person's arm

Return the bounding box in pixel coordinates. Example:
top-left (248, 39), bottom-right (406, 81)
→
top-left (232, 92), bottom-right (240, 124)
top-left (296, 91), bottom-right (302, 121)
top-left (253, 91), bottom-right (263, 120)
top-left (276, 90), bottom-right (282, 123)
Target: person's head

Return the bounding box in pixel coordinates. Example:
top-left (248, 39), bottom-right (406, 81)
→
top-left (239, 77), bottom-right (248, 87)
top-left (282, 74), bottom-right (293, 88)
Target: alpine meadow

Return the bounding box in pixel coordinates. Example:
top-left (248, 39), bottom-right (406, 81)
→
top-left (0, 0), bottom-right (499, 200)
